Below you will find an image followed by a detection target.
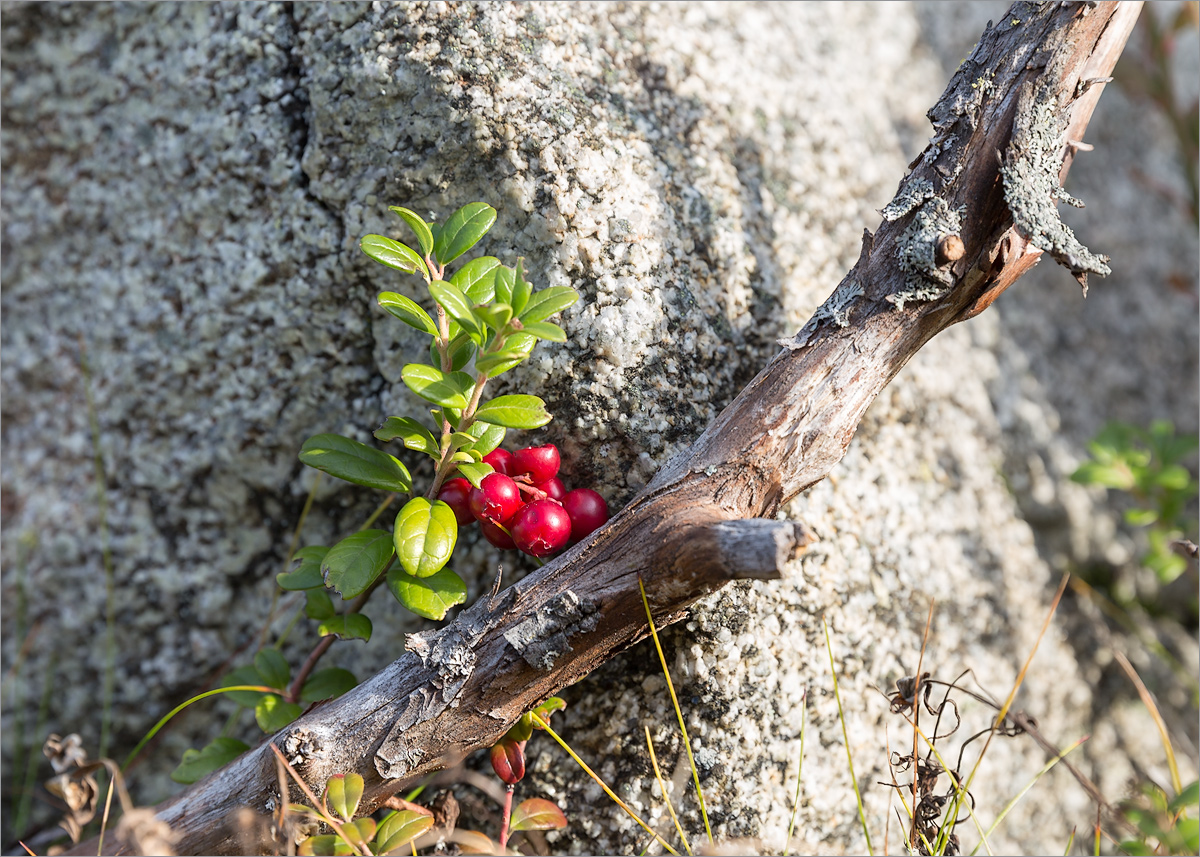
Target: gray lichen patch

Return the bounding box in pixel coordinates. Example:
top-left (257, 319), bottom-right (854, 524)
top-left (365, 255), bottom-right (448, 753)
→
top-left (503, 589), bottom-right (600, 671)
top-left (784, 277), bottom-right (865, 349)
top-left (1001, 87), bottom-right (1110, 293)
top-left (887, 196), bottom-right (963, 310)
top-left (882, 177), bottom-right (935, 221)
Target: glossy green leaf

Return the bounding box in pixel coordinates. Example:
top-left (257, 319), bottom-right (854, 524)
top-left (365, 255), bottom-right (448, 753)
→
top-left (171, 737), bottom-right (249, 784)
top-left (474, 350), bottom-right (530, 378)
top-left (374, 416), bottom-right (439, 457)
top-left (389, 206), bottom-right (434, 258)
top-left (317, 613), bottom-right (373, 642)
top-left (378, 292), bottom-right (438, 336)
top-left (394, 498), bottom-right (457, 578)
top-left (449, 431), bottom-right (480, 451)
top-left (532, 696), bottom-right (567, 726)
top-left (221, 666), bottom-right (268, 707)
top-left (505, 713), bottom-right (533, 743)
top-left (454, 831), bottom-right (498, 855)
top-left (387, 565), bottom-right (467, 620)
top-left (277, 545), bottom-right (329, 591)
top-left (430, 332), bottom-right (477, 373)
top-left (306, 589), bottom-right (336, 621)
top-left (434, 202), bottom-right (496, 265)
top-left (450, 255), bottom-right (501, 303)
top-left (474, 394), bottom-right (552, 429)
top-left (296, 834), bottom-right (339, 856)
top-left (455, 461), bottom-right (493, 489)
top-left (254, 648), bottom-right (291, 691)
top-left (464, 421), bottom-right (506, 456)
top-left (341, 819), bottom-right (375, 851)
top-left (325, 772), bottom-right (364, 822)
top-left (1124, 508), bottom-right (1159, 527)
top-left (401, 364), bottom-right (474, 409)
top-left (473, 303), bottom-right (512, 333)
top-left (360, 235), bottom-right (428, 279)
top-left (493, 265), bottom-right (516, 305)
top-left (300, 433), bottom-right (412, 493)
top-left (255, 694), bottom-right (303, 733)
top-left (510, 258), bottom-right (533, 315)
top-left (1169, 781), bottom-right (1200, 813)
top-left (300, 668), bottom-right (359, 703)
top-left (510, 797), bottom-right (567, 832)
top-left (322, 529), bottom-right (394, 599)
top-left (519, 320), bottom-right (567, 342)
top-left (429, 280), bottom-right (483, 343)
top-left (519, 286), bottom-right (579, 324)
top-left (1070, 460), bottom-right (1135, 490)
top-left (375, 810), bottom-right (435, 855)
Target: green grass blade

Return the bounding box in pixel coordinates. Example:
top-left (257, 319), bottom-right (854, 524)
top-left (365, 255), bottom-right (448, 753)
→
top-left (824, 616), bottom-right (873, 855)
top-left (122, 685), bottom-right (274, 772)
top-left (784, 691), bottom-right (808, 855)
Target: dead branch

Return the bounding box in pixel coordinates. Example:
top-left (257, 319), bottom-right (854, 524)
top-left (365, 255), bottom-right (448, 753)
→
top-left (74, 3), bottom-right (1142, 854)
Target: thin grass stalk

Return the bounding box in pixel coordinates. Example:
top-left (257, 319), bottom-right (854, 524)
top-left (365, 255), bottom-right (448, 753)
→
top-left (823, 616), bottom-right (873, 855)
top-left (14, 652), bottom-right (57, 840)
top-left (1113, 650), bottom-right (1183, 795)
top-left (783, 690), bottom-right (808, 856)
top-left (645, 725), bottom-right (692, 856)
top-left (269, 744), bottom-right (369, 857)
top-left (122, 685), bottom-right (274, 771)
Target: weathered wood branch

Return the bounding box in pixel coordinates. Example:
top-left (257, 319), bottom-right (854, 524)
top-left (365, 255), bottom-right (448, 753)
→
top-left (76, 3), bottom-right (1141, 854)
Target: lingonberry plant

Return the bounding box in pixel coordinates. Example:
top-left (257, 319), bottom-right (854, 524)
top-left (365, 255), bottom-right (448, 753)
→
top-left (170, 203), bottom-right (609, 806)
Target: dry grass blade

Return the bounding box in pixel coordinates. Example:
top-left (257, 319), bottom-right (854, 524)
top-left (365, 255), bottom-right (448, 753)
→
top-left (783, 691), bottom-right (807, 856)
top-left (823, 616), bottom-right (873, 855)
top-left (645, 725), bottom-right (692, 856)
top-left (1113, 650), bottom-right (1183, 795)
top-left (268, 744), bottom-right (370, 857)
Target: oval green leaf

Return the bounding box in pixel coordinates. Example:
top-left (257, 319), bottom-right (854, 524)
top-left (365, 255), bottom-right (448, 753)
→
top-left (520, 285), bottom-right (579, 324)
top-left (255, 694), bottom-right (303, 733)
top-left (296, 834), bottom-right (338, 857)
top-left (454, 461), bottom-right (493, 489)
top-left (493, 265), bottom-right (516, 306)
top-left (300, 668), bottom-right (358, 703)
top-left (375, 810), bottom-right (436, 855)
top-left (254, 648), bottom-right (291, 691)
top-left (277, 545), bottom-right (329, 591)
top-left (510, 258), bottom-right (532, 315)
top-left (401, 364), bottom-right (474, 409)
top-left (473, 303), bottom-right (512, 333)
top-left (171, 737), bottom-right (250, 785)
top-left (374, 416), bottom-right (439, 457)
top-left (464, 421), bottom-right (506, 456)
top-left (389, 206), bottom-right (434, 257)
top-left (394, 498), bottom-right (458, 578)
top-left (305, 589), bottom-right (336, 621)
top-left (322, 529), bottom-right (395, 598)
top-left (519, 320), bottom-right (567, 342)
top-left (429, 279), bottom-right (483, 342)
top-left (434, 202), bottom-right (496, 266)
top-left (475, 349), bottom-right (532, 378)
top-left (299, 433), bottom-right (412, 493)
top-left (450, 255), bottom-right (501, 303)
top-left (317, 613), bottom-right (372, 642)
top-left (510, 797), bottom-right (567, 832)
top-left (378, 292), bottom-right (438, 336)
top-left (360, 235), bottom-right (428, 279)
top-left (387, 565), bottom-right (467, 621)
top-left (474, 394), bottom-right (552, 429)
top-left (326, 772), bottom-right (365, 823)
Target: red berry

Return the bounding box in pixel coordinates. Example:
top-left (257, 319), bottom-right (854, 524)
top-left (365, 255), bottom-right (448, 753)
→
top-left (482, 448), bottom-right (513, 476)
top-left (479, 519), bottom-right (517, 549)
top-left (437, 478), bottom-right (474, 525)
top-left (509, 499), bottom-right (572, 558)
top-left (562, 489), bottom-right (609, 542)
top-left (469, 473), bottom-right (523, 525)
top-left (512, 444), bottom-right (560, 484)
top-left (533, 476), bottom-right (567, 502)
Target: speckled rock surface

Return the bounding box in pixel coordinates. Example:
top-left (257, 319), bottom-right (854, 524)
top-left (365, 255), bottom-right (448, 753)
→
top-left (2, 2), bottom-right (1195, 853)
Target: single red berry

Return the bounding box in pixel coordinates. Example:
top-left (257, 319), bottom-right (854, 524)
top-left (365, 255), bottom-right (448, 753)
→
top-left (479, 518), bottom-right (516, 550)
top-left (533, 476), bottom-right (567, 502)
top-left (469, 473), bottom-right (523, 525)
top-left (562, 489), bottom-right (609, 542)
top-left (437, 478), bottom-right (474, 525)
top-left (482, 448), bottom-right (513, 476)
top-left (512, 444), bottom-right (560, 484)
top-left (509, 499), bottom-right (572, 558)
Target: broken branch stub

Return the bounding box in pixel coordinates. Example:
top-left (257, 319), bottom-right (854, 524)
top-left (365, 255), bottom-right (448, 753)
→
top-left (73, 3), bottom-right (1141, 854)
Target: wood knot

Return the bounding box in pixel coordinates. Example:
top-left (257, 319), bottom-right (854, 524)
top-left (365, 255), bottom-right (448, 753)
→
top-left (935, 234), bottom-right (965, 266)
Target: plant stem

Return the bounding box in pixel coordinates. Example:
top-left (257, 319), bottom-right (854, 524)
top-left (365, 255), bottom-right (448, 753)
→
top-left (498, 784), bottom-right (514, 851)
top-left (286, 577), bottom-right (385, 703)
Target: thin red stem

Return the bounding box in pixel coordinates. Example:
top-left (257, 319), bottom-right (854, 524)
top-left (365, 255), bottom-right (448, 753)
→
top-left (498, 784), bottom-right (515, 851)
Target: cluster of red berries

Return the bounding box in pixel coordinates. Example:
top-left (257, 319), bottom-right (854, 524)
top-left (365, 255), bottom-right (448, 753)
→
top-left (437, 444), bottom-right (609, 558)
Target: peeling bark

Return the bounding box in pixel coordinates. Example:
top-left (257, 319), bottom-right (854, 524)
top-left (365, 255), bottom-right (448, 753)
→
top-left (71, 3), bottom-right (1142, 854)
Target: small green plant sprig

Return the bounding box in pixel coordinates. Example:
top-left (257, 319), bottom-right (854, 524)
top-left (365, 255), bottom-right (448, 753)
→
top-left (1071, 420), bottom-right (1198, 583)
top-left (1119, 780), bottom-right (1200, 856)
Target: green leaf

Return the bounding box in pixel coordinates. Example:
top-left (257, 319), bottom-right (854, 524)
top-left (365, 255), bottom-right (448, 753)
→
top-left (474, 349), bottom-right (532, 378)
top-left (322, 529), bottom-right (395, 599)
top-left (1117, 839), bottom-right (1154, 856)
top-left (378, 292), bottom-right (438, 336)
top-left (511, 258), bottom-right (532, 315)
top-left (255, 694), bottom-right (303, 733)
top-left (171, 737), bottom-right (250, 785)
top-left (374, 416), bottom-right (439, 457)
top-left (387, 565), bottom-right (467, 620)
top-left (374, 810), bottom-right (435, 855)
top-left (325, 772), bottom-right (364, 822)
top-left (1178, 817), bottom-right (1199, 854)
top-left (464, 421), bottom-right (506, 456)
top-left (472, 302), bottom-right (513, 333)
top-left (297, 834), bottom-right (340, 856)
top-left (505, 713), bottom-right (533, 743)
top-left (254, 648), bottom-right (291, 691)
top-left (278, 545), bottom-right (329, 591)
top-left (300, 668), bottom-right (359, 703)
top-left (1169, 781), bottom-right (1200, 814)
top-left (1070, 460), bottom-right (1134, 490)
top-left (394, 498), bottom-right (458, 578)
top-left (220, 665), bottom-right (268, 707)
top-left (493, 265), bottom-right (516, 305)
top-left (1125, 508), bottom-right (1160, 527)
top-left (450, 256), bottom-right (502, 303)
top-left (360, 235), bottom-right (428, 279)
top-left (532, 696), bottom-right (567, 725)
top-left (509, 798), bottom-right (567, 832)
top-left (340, 819), bottom-right (375, 851)
top-left (429, 279), bottom-right (483, 342)
top-left (300, 433), bottom-right (412, 493)
top-left (519, 320), bottom-right (567, 342)
top-left (317, 613), bottom-right (373, 642)
top-left (434, 202), bottom-right (496, 265)
top-left (519, 286), bottom-right (579, 324)
top-left (474, 394), bottom-right (552, 429)
top-left (401, 364), bottom-right (474, 409)
top-left (389, 206), bottom-right (435, 258)
top-left (455, 461), bottom-right (493, 489)
top-left (429, 332), bottom-right (477, 373)
top-left (306, 589), bottom-right (336, 621)
top-left (1157, 464), bottom-right (1193, 491)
